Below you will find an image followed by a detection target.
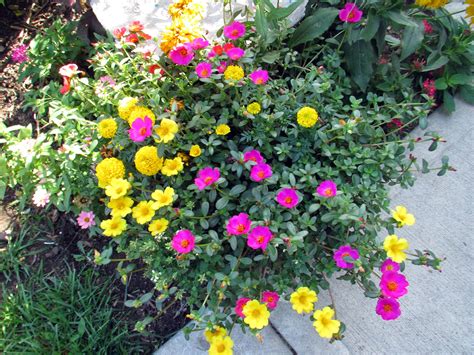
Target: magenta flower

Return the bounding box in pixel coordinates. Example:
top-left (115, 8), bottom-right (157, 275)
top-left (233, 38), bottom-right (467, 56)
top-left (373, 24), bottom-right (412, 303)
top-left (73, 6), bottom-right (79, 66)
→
top-left (235, 297), bottom-right (251, 318)
top-left (316, 180), bottom-right (337, 198)
top-left (11, 44), bottom-right (28, 63)
top-left (261, 291), bottom-right (279, 310)
top-left (247, 226), bottom-right (273, 250)
top-left (195, 167), bottom-right (220, 190)
top-left (380, 259), bottom-right (400, 273)
top-left (191, 38), bottom-right (209, 50)
top-left (32, 186), bottom-right (50, 208)
top-left (223, 21), bottom-right (246, 40)
top-left (248, 69), bottom-right (269, 85)
top-left (339, 3), bottom-right (363, 23)
top-left (276, 188), bottom-right (299, 208)
top-left (195, 62), bottom-right (212, 78)
top-left (169, 43), bottom-right (195, 66)
top-left (375, 297), bottom-right (401, 321)
top-left (226, 213), bottom-right (252, 235)
top-left (128, 116), bottom-right (153, 142)
top-left (171, 230), bottom-right (196, 254)
top-left (250, 163), bottom-right (272, 182)
top-left (226, 47), bottom-right (245, 61)
top-left (243, 149), bottom-right (264, 164)
top-left (77, 211), bottom-right (96, 229)
top-left (333, 245), bottom-right (360, 269)
top-left (380, 271), bottom-right (409, 299)
top-left (217, 61), bottom-right (228, 74)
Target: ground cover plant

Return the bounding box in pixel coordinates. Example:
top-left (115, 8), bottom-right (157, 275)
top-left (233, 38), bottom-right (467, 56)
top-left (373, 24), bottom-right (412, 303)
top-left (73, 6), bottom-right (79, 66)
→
top-left (1, 0), bottom-right (472, 353)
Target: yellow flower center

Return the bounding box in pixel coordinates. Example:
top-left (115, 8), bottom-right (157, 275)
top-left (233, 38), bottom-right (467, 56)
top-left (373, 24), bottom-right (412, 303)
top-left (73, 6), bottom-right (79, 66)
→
top-left (267, 296), bottom-right (273, 302)
top-left (387, 265), bottom-right (393, 271)
top-left (84, 217), bottom-right (90, 223)
top-left (237, 224), bottom-right (245, 232)
top-left (139, 127), bottom-right (147, 135)
top-left (181, 240), bottom-right (189, 248)
top-left (217, 344), bottom-right (226, 353)
top-left (383, 304), bottom-right (392, 312)
top-left (257, 235), bottom-right (264, 244)
top-left (387, 281), bottom-right (397, 291)
top-left (285, 197), bottom-right (293, 204)
top-left (299, 295), bottom-right (307, 304)
top-left (324, 188), bottom-right (332, 196)
top-left (252, 309), bottom-right (261, 317)
top-left (204, 177), bottom-right (213, 183)
top-left (257, 171), bottom-right (265, 178)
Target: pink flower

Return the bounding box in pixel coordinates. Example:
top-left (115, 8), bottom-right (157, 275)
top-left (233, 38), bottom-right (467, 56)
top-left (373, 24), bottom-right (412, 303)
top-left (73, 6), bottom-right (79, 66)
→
top-left (99, 75), bottom-right (116, 87)
top-left (125, 33), bottom-right (139, 44)
top-left (375, 297), bottom-right (401, 321)
top-left (243, 149), bottom-right (264, 164)
top-left (247, 226), bottom-right (273, 250)
top-left (422, 19), bottom-right (433, 34)
top-left (77, 211), bottom-right (96, 229)
top-left (171, 230), bottom-right (196, 254)
top-left (169, 43), bottom-right (195, 66)
top-left (128, 20), bottom-right (144, 33)
top-left (316, 180), bottom-right (337, 197)
top-left (235, 297), bottom-right (251, 318)
top-left (59, 63), bottom-right (79, 78)
top-left (339, 3), bottom-right (363, 23)
top-left (217, 61), bottom-right (228, 74)
top-left (60, 77), bottom-right (71, 95)
top-left (248, 69), bottom-right (269, 85)
top-left (423, 78), bottom-right (436, 98)
top-left (226, 47), bottom-right (245, 60)
top-left (250, 163), bottom-right (272, 182)
top-left (11, 44), bottom-right (28, 63)
top-left (333, 245), bottom-right (360, 269)
top-left (191, 38), bottom-right (209, 50)
top-left (128, 116), bottom-right (153, 142)
top-left (261, 291), bottom-right (279, 310)
top-left (226, 213), bottom-right (252, 235)
top-left (380, 271), bottom-right (409, 299)
top-left (32, 186), bottom-right (50, 208)
top-left (195, 62), bottom-right (212, 78)
top-left (113, 27), bottom-right (126, 39)
top-left (223, 21), bottom-right (246, 40)
top-left (195, 167), bottom-right (220, 190)
top-left (276, 188), bottom-right (299, 208)
top-left (380, 259), bottom-right (400, 273)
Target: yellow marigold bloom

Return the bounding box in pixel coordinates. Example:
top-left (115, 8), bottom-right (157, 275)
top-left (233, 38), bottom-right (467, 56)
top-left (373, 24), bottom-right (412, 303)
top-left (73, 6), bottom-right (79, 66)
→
top-left (161, 157), bottom-right (184, 176)
top-left (391, 205), bottom-right (415, 227)
top-left (118, 97), bottom-right (138, 120)
top-left (204, 326), bottom-right (227, 343)
top-left (247, 102), bottom-right (261, 115)
top-left (148, 218), bottom-right (169, 236)
top-left (216, 124), bottom-right (231, 136)
top-left (415, 0), bottom-right (448, 8)
top-left (208, 335), bottom-right (234, 355)
top-left (105, 178), bottom-right (131, 200)
top-left (98, 118), bottom-right (118, 138)
top-left (128, 106), bottom-right (156, 126)
top-left (151, 187), bottom-right (175, 210)
top-left (96, 157), bottom-right (126, 188)
top-left (312, 307), bottom-right (340, 339)
top-left (134, 146), bottom-right (163, 176)
top-left (224, 65), bottom-right (244, 81)
top-left (242, 300), bottom-right (270, 330)
top-left (384, 235), bottom-right (409, 263)
top-left (100, 216), bottom-right (127, 237)
top-left (132, 201), bottom-right (155, 224)
top-left (155, 118), bottom-right (179, 143)
top-left (189, 144), bottom-right (202, 157)
top-left (168, 0), bottom-right (204, 20)
top-left (297, 107), bottom-right (319, 128)
top-left (160, 18), bottom-right (202, 53)
top-left (108, 196), bottom-right (134, 218)
top-left (290, 287), bottom-right (318, 314)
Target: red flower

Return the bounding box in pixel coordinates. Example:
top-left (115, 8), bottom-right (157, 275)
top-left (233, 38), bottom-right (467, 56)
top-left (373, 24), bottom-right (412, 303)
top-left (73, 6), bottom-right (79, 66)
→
top-left (423, 20), bottom-right (433, 34)
top-left (128, 21), bottom-right (144, 33)
top-left (125, 33), bottom-right (139, 43)
top-left (113, 27), bottom-right (126, 39)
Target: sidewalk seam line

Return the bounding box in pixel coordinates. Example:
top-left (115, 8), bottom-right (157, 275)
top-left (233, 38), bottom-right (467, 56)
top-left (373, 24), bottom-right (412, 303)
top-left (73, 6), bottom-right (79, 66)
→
top-left (269, 320), bottom-right (297, 355)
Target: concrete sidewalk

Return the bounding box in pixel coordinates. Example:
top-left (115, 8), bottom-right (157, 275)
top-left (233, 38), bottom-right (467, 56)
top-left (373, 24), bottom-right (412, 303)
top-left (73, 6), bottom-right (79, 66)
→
top-left (156, 99), bottom-right (473, 354)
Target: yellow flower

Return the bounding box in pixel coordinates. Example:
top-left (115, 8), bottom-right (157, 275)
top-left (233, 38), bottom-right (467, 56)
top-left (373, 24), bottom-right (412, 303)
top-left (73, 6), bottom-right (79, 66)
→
top-left (155, 118), bottom-right (179, 143)
top-left (98, 118), bottom-right (118, 138)
top-left (160, 18), bottom-right (202, 53)
top-left (105, 178), bottom-right (131, 200)
top-left (95, 158), bottom-right (126, 188)
top-left (208, 335), bottom-right (234, 355)
top-left (204, 326), bottom-right (227, 343)
top-left (290, 287), bottom-right (318, 314)
top-left (100, 216), bottom-right (127, 237)
top-left (118, 97), bottom-right (138, 120)
top-left (383, 235), bottom-right (409, 263)
top-left (247, 102), bottom-right (261, 115)
top-left (312, 307), bottom-right (340, 339)
top-left (224, 65), bottom-right (244, 81)
top-left (134, 146), bottom-right (163, 176)
top-left (215, 124), bottom-right (231, 136)
top-left (415, 0), bottom-right (448, 8)
top-left (242, 300), bottom-right (270, 330)
top-left (148, 218), bottom-right (169, 236)
top-left (107, 196), bottom-right (134, 217)
top-left (391, 205), bottom-right (415, 227)
top-left (151, 187), bottom-right (175, 210)
top-left (132, 201), bottom-right (156, 224)
top-left (128, 106), bottom-right (156, 126)
top-left (189, 144), bottom-right (202, 157)
top-left (297, 107), bottom-right (319, 128)
top-left (161, 157), bottom-right (184, 176)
